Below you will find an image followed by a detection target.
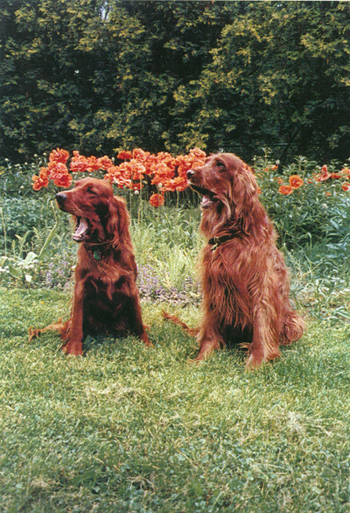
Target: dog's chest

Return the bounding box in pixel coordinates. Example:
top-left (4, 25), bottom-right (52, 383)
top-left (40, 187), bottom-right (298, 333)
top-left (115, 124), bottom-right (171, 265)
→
top-left (202, 243), bottom-right (247, 287)
top-left (77, 257), bottom-right (133, 301)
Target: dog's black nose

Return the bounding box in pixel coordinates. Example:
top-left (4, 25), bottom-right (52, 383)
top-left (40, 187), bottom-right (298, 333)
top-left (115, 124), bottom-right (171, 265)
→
top-left (187, 169), bottom-right (195, 179)
top-left (55, 192), bottom-right (67, 206)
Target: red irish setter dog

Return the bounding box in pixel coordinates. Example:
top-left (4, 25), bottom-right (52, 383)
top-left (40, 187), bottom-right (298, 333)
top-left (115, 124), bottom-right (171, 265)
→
top-left (29, 177), bottom-right (151, 355)
top-left (165, 153), bottom-right (304, 368)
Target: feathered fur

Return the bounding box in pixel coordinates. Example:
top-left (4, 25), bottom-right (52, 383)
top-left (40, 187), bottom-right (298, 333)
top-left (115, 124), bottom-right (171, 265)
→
top-left (29, 178), bottom-right (151, 355)
top-left (165, 153), bottom-right (304, 368)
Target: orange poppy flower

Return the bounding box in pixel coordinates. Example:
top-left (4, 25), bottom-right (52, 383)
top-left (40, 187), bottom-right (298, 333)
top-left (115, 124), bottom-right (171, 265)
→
top-left (115, 162), bottom-right (133, 180)
top-left (162, 176), bottom-right (188, 192)
top-left (47, 162), bottom-right (72, 188)
top-left (130, 161), bottom-right (146, 181)
top-left (289, 175), bottom-right (304, 189)
top-left (132, 148), bottom-right (150, 162)
top-left (85, 156), bottom-right (102, 172)
top-left (49, 148), bottom-right (70, 164)
top-left (53, 173), bottom-right (72, 188)
top-left (279, 185), bottom-right (294, 196)
top-left (316, 165), bottom-right (331, 182)
top-left (151, 162), bottom-right (174, 185)
top-left (114, 177), bottom-right (132, 189)
top-left (97, 156), bottom-right (114, 170)
top-left (117, 150), bottom-right (132, 160)
top-left (149, 193), bottom-right (165, 207)
top-left (189, 147), bottom-right (206, 159)
top-left (342, 182), bottom-right (350, 192)
top-left (32, 167), bottom-right (49, 191)
top-left (47, 162), bottom-right (69, 179)
top-left (70, 152), bottom-right (89, 173)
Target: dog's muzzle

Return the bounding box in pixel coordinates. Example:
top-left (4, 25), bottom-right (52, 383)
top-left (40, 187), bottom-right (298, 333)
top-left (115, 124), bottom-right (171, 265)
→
top-left (55, 192), bottom-right (67, 207)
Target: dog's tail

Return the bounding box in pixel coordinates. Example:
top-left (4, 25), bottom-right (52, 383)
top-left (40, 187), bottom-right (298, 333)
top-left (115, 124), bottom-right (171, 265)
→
top-left (162, 311), bottom-right (199, 337)
top-left (28, 318), bottom-right (66, 343)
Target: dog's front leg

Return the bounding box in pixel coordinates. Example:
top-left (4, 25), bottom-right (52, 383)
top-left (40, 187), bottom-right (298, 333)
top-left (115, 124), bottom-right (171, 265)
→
top-left (128, 288), bottom-right (153, 347)
top-left (246, 308), bottom-right (280, 369)
top-left (62, 280), bottom-right (85, 356)
top-left (193, 324), bottom-right (224, 361)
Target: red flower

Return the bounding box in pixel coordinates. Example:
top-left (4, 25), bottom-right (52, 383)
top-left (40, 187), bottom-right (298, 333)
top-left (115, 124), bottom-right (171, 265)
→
top-left (289, 175), bottom-right (304, 189)
top-left (162, 176), bottom-right (188, 192)
top-left (70, 151), bottom-right (89, 173)
top-left (43, 160), bottom-right (72, 188)
top-left (47, 162), bottom-right (72, 188)
top-left (49, 148), bottom-right (70, 164)
top-left (114, 177), bottom-right (132, 189)
top-left (151, 162), bottom-right (174, 185)
top-left (117, 150), bottom-right (132, 160)
top-left (316, 165), bottom-right (331, 182)
top-left (118, 162), bottom-right (133, 180)
top-left (53, 173), bottom-right (72, 188)
top-left (85, 156), bottom-right (101, 172)
top-left (130, 161), bottom-right (146, 181)
top-left (32, 167), bottom-right (49, 191)
top-left (149, 193), bottom-right (165, 207)
top-left (132, 148), bottom-right (150, 162)
top-left (47, 162), bottom-right (68, 179)
top-left (33, 146), bottom-right (208, 195)
top-left (97, 156), bottom-right (114, 170)
top-left (279, 185), bottom-right (294, 196)
top-left (189, 147), bottom-right (206, 159)
top-left (342, 182), bottom-right (350, 192)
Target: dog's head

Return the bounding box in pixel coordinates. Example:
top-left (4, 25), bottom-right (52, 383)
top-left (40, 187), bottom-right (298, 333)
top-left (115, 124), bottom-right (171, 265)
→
top-left (187, 153), bottom-right (260, 235)
top-left (55, 177), bottom-right (129, 246)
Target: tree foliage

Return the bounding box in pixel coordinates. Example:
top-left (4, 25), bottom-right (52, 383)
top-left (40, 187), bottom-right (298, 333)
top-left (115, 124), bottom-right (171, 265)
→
top-left (0, 0), bottom-right (349, 163)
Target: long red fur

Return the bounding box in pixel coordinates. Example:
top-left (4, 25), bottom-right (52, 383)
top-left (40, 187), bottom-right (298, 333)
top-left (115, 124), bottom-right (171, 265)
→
top-left (29, 177), bottom-right (151, 355)
top-left (165, 153), bottom-right (305, 368)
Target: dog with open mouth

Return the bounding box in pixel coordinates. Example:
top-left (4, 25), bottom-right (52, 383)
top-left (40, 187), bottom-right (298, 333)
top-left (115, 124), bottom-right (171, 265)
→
top-left (29, 177), bottom-right (151, 355)
top-left (164, 153), bottom-right (304, 368)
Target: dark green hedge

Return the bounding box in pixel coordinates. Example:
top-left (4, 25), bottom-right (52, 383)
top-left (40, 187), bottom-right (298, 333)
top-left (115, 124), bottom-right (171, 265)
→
top-left (1, 1), bottom-right (349, 164)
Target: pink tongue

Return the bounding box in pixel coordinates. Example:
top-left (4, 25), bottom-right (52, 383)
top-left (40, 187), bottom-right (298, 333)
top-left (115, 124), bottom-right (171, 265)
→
top-left (201, 195), bottom-right (213, 208)
top-left (74, 218), bottom-right (89, 239)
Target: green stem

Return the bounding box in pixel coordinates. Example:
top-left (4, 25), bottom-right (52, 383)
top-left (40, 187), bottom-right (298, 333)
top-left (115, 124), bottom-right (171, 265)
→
top-left (0, 206), bottom-right (7, 256)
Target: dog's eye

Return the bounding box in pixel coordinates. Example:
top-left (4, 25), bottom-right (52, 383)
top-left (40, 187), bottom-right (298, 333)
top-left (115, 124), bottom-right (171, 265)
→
top-left (87, 187), bottom-right (97, 195)
top-left (216, 161), bottom-right (226, 171)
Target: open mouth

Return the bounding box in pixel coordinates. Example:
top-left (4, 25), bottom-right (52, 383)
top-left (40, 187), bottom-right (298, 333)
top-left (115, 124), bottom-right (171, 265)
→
top-left (189, 184), bottom-right (217, 209)
top-left (73, 217), bottom-right (91, 242)
top-left (200, 195), bottom-right (216, 209)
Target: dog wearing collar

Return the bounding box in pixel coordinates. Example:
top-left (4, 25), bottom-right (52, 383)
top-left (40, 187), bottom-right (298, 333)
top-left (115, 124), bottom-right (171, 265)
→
top-left (165, 153), bottom-right (304, 368)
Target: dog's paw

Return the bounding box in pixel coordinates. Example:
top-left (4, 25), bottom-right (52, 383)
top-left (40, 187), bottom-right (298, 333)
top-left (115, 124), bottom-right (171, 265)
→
top-left (62, 342), bottom-right (84, 356)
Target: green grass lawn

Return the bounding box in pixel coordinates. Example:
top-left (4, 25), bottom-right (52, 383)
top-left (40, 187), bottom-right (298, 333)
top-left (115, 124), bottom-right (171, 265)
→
top-left (0, 287), bottom-right (349, 512)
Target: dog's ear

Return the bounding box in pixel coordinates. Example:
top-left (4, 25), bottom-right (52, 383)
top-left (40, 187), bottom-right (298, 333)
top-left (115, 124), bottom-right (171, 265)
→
top-left (232, 168), bottom-right (262, 233)
top-left (106, 196), bottom-right (131, 247)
